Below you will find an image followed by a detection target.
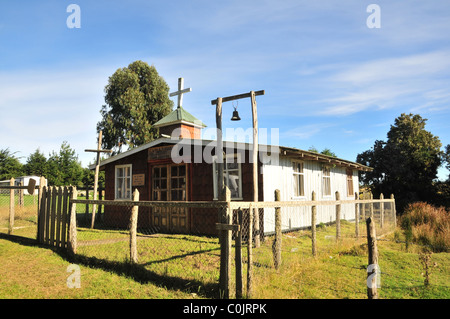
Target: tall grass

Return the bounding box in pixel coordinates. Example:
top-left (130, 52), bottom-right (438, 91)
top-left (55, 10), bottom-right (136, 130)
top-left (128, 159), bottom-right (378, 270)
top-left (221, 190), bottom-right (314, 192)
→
top-left (400, 202), bottom-right (449, 252)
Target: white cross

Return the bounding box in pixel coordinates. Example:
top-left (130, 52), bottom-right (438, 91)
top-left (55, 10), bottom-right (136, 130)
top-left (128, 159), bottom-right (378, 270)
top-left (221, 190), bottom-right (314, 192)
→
top-left (169, 77), bottom-right (192, 108)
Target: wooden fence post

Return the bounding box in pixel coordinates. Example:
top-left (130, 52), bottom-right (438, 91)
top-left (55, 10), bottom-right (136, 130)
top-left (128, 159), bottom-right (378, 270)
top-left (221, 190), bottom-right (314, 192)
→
top-left (362, 191), bottom-right (366, 221)
top-left (219, 186), bottom-right (231, 299)
top-left (391, 194), bottom-right (396, 228)
top-left (36, 176), bottom-right (46, 240)
top-left (273, 189), bottom-right (282, 269)
top-left (335, 191), bottom-right (341, 242)
top-left (68, 187), bottom-right (78, 256)
top-left (84, 185), bottom-right (89, 224)
top-left (366, 217), bottom-right (379, 299)
top-left (130, 189), bottom-right (140, 264)
top-left (355, 192), bottom-right (360, 239)
top-left (236, 209), bottom-right (243, 299)
top-left (18, 181), bottom-right (24, 207)
top-left (8, 178), bottom-right (15, 235)
top-left (369, 192), bottom-right (374, 219)
top-left (311, 191), bottom-right (317, 257)
top-left (380, 193), bottom-right (384, 229)
top-left (247, 203), bottom-right (254, 299)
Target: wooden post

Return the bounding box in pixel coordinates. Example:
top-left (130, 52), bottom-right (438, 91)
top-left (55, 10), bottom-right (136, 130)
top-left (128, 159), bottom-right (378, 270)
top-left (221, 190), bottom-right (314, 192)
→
top-left (50, 187), bottom-right (57, 246)
top-left (355, 192), bottom-right (360, 239)
top-left (129, 189), bottom-right (140, 264)
top-left (335, 191), bottom-right (341, 242)
top-left (8, 178), bottom-right (15, 235)
top-left (45, 186), bottom-right (52, 245)
top-left (247, 203), bottom-right (254, 299)
top-left (86, 131), bottom-right (109, 229)
top-left (273, 189), bottom-right (281, 269)
top-left (391, 194), bottom-right (396, 228)
top-left (215, 97), bottom-right (224, 197)
top-left (366, 217), bottom-right (379, 299)
top-left (311, 191), bottom-right (317, 257)
top-left (380, 193), bottom-right (384, 229)
top-left (37, 178), bottom-right (46, 242)
top-left (250, 91), bottom-right (260, 248)
top-left (362, 191), bottom-right (366, 221)
top-left (68, 187), bottom-right (78, 256)
top-left (61, 187), bottom-right (69, 248)
top-left (84, 186), bottom-right (89, 224)
top-left (236, 209), bottom-right (243, 299)
top-left (369, 192), bottom-right (374, 219)
top-left (85, 130), bottom-right (112, 229)
top-left (219, 186), bottom-right (231, 299)
top-left (18, 181), bottom-right (24, 207)
top-left (56, 187), bottom-right (63, 248)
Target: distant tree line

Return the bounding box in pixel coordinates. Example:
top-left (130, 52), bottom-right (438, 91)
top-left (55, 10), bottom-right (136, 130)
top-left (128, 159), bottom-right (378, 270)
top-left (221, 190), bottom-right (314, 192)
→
top-left (0, 141), bottom-right (103, 187)
top-left (357, 113), bottom-right (450, 213)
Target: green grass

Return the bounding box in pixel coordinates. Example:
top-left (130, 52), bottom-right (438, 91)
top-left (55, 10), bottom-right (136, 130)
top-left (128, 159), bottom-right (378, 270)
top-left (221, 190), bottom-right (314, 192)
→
top-left (249, 221), bottom-right (450, 299)
top-left (0, 218), bottom-right (449, 299)
top-left (0, 235), bottom-right (196, 299)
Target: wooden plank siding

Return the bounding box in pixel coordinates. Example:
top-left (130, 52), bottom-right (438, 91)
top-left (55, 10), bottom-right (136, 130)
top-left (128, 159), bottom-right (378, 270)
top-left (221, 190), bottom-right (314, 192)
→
top-left (103, 147), bottom-right (151, 228)
top-left (262, 156), bottom-right (359, 234)
top-left (100, 140), bottom-right (362, 237)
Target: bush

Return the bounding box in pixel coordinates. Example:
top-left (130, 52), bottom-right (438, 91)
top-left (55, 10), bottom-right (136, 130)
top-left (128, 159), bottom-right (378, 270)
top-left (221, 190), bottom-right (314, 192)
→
top-left (400, 202), bottom-right (449, 252)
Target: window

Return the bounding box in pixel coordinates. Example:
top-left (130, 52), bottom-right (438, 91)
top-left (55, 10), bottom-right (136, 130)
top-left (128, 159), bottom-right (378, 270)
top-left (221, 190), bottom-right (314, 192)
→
top-left (115, 165), bottom-right (132, 200)
top-left (346, 169), bottom-right (354, 196)
top-left (293, 161), bottom-right (305, 197)
top-left (213, 154), bottom-right (242, 200)
top-left (322, 166), bottom-right (331, 197)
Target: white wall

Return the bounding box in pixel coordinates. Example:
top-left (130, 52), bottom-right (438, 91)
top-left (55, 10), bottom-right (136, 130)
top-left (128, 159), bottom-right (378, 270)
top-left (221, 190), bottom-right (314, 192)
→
top-left (262, 156), bottom-right (359, 234)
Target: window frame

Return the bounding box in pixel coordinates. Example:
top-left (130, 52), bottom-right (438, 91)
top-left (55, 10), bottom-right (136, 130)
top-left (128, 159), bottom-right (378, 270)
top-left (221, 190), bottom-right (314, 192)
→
top-left (346, 169), bottom-right (354, 197)
top-left (322, 166), bottom-right (331, 198)
top-left (212, 153), bottom-right (243, 200)
top-left (292, 160), bottom-right (305, 198)
top-left (115, 164), bottom-right (132, 200)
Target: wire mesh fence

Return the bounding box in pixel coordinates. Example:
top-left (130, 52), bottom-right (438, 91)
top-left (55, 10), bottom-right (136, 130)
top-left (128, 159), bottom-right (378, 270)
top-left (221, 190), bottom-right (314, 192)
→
top-left (1, 182), bottom-right (398, 298)
top-left (0, 186), bottom-right (40, 239)
top-left (71, 198), bottom-right (223, 295)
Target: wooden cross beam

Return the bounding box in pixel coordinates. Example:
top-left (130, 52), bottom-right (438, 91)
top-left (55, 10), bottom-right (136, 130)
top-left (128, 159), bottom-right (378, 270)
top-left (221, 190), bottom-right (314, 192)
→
top-left (169, 77), bottom-right (192, 109)
top-left (85, 130), bottom-right (112, 229)
top-left (210, 90), bottom-right (264, 105)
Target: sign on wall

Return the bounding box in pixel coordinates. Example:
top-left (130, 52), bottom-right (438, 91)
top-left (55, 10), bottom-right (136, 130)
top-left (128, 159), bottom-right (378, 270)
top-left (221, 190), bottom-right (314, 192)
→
top-left (132, 174), bottom-right (145, 186)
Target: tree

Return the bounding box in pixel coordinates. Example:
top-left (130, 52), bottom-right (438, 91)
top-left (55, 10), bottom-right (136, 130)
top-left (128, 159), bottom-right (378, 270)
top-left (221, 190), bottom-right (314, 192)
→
top-left (443, 144), bottom-right (450, 180)
top-left (357, 113), bottom-right (442, 213)
top-left (0, 149), bottom-right (23, 180)
top-left (97, 60), bottom-right (174, 155)
top-left (24, 148), bottom-right (48, 177)
top-left (308, 146), bottom-right (337, 157)
top-left (46, 141), bottom-right (84, 186)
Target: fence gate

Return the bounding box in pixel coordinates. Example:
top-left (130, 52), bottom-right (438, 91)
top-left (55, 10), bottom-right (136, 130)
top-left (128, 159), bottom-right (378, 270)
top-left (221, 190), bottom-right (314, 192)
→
top-left (37, 186), bottom-right (74, 248)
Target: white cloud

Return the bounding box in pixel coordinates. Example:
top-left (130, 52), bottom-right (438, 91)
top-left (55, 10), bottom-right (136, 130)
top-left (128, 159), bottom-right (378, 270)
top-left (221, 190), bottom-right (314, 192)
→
top-left (314, 50), bottom-right (450, 116)
top-left (0, 66), bottom-right (110, 166)
top-left (282, 123), bottom-right (336, 140)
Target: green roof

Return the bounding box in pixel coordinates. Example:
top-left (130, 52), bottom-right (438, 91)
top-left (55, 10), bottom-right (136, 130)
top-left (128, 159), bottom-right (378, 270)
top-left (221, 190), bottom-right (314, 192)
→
top-left (154, 107), bottom-right (207, 128)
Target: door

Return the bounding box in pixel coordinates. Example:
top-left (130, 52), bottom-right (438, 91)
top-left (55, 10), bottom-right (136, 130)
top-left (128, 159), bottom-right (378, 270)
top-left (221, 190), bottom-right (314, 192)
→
top-left (152, 164), bottom-right (188, 233)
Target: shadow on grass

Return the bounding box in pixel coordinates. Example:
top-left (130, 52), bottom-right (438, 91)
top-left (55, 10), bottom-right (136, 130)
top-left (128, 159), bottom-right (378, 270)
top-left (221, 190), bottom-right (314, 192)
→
top-left (0, 232), bottom-right (220, 299)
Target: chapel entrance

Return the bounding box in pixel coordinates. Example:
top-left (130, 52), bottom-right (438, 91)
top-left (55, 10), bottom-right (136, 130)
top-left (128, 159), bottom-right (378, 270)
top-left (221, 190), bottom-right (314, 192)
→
top-left (151, 164), bottom-right (188, 233)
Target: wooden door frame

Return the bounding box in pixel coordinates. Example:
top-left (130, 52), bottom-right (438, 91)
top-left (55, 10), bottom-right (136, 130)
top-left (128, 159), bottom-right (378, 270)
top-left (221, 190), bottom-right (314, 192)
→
top-left (148, 161), bottom-right (190, 233)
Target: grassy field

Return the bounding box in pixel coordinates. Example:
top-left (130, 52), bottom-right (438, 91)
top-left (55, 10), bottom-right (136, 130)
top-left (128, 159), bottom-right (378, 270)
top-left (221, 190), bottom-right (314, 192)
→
top-left (0, 217), bottom-right (448, 299)
top-left (250, 222), bottom-right (449, 299)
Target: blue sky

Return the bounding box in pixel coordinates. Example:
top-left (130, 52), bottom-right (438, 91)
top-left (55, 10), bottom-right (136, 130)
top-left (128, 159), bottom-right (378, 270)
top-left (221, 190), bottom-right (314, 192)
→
top-left (1, 0), bottom-right (449, 179)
